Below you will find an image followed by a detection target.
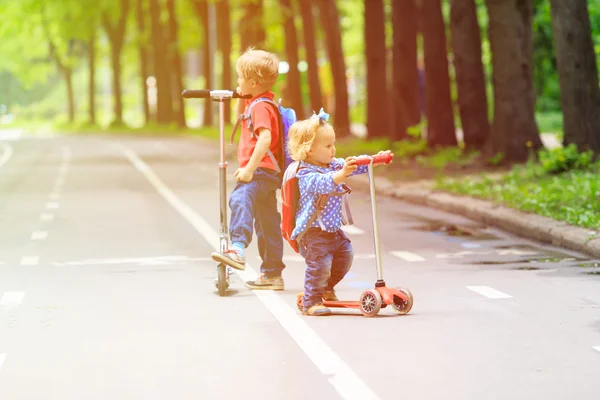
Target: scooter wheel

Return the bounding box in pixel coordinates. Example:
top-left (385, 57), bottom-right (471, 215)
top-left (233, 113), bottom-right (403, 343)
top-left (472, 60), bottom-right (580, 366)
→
top-left (296, 293), bottom-right (304, 312)
top-left (359, 289), bottom-right (382, 317)
top-left (392, 288), bottom-right (413, 315)
top-left (217, 264), bottom-right (228, 296)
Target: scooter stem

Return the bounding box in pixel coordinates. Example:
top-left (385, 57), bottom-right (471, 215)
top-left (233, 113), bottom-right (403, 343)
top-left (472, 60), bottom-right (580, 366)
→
top-left (218, 98), bottom-right (229, 252)
top-left (367, 159), bottom-right (385, 285)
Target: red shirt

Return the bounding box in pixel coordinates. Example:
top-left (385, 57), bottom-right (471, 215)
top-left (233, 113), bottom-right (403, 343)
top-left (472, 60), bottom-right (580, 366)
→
top-left (237, 91), bottom-right (281, 172)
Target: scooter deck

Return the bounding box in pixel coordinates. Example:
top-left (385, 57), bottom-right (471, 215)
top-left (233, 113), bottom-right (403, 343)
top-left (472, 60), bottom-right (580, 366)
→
top-left (322, 300), bottom-right (361, 309)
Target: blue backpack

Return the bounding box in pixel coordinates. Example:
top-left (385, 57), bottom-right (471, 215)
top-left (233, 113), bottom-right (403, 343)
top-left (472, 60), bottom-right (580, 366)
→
top-left (230, 97), bottom-right (296, 174)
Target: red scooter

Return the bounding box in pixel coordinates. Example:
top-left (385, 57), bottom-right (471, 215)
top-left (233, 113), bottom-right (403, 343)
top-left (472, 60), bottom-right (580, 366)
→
top-left (296, 153), bottom-right (414, 317)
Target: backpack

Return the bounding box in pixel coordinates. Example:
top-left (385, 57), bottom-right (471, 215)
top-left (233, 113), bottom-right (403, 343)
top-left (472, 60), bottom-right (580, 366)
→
top-left (281, 161), bottom-right (353, 253)
top-left (231, 97), bottom-right (296, 174)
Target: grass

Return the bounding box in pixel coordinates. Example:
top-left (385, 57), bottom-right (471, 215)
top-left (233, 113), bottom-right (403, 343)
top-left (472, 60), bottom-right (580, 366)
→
top-left (436, 155), bottom-right (600, 229)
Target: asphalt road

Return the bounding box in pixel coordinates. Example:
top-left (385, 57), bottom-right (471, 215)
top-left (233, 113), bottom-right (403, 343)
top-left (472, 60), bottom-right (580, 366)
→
top-left (1, 131), bottom-right (599, 400)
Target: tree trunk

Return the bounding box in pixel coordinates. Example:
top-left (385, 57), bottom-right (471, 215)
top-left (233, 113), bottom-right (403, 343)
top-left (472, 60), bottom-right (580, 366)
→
top-left (102, 0), bottom-right (130, 126)
top-left (516, 0), bottom-right (536, 114)
top-left (63, 68), bottom-right (75, 123)
top-left (240, 0), bottom-right (265, 50)
top-left (391, 0), bottom-right (420, 140)
top-left (88, 33), bottom-right (96, 125)
top-left (192, 0), bottom-right (213, 126)
top-left (108, 44), bottom-right (124, 125)
top-left (317, 0), bottom-right (350, 137)
top-left (280, 0), bottom-right (304, 116)
top-left (136, 0), bottom-right (150, 125)
top-left (420, 0), bottom-right (456, 147)
top-left (149, 0), bottom-right (173, 124)
top-left (549, 0), bottom-right (600, 152)
top-left (365, 0), bottom-right (389, 138)
top-left (216, 0), bottom-right (232, 123)
top-left (450, 0), bottom-right (489, 149)
top-left (485, 0), bottom-right (542, 161)
top-left (298, 0), bottom-right (322, 114)
top-left (166, 0), bottom-right (186, 128)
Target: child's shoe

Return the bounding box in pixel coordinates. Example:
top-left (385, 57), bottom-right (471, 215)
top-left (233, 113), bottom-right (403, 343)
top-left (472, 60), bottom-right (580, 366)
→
top-left (245, 274), bottom-right (284, 290)
top-left (323, 290), bottom-right (338, 301)
top-left (211, 249), bottom-right (246, 271)
top-left (303, 304), bottom-right (332, 316)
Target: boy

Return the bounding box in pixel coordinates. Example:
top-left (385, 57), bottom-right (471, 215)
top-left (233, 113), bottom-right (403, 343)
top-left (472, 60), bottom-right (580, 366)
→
top-left (211, 48), bottom-right (286, 290)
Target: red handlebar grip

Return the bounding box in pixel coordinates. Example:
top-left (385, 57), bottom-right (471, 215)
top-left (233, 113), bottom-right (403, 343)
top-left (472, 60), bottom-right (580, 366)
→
top-left (354, 153), bottom-right (393, 166)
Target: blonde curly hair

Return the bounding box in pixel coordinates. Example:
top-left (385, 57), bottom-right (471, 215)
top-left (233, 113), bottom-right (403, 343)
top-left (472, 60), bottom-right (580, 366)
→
top-left (235, 47), bottom-right (279, 89)
top-left (287, 116), bottom-right (335, 161)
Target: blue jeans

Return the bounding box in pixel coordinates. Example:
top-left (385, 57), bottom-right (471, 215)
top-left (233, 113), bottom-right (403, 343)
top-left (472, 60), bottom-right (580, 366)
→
top-left (229, 168), bottom-right (285, 277)
top-left (299, 229), bottom-right (354, 308)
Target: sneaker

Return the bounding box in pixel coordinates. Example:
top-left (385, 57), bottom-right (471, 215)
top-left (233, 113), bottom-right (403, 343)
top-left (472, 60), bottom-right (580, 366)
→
top-left (303, 304), bottom-right (331, 316)
top-left (211, 250), bottom-right (246, 271)
top-left (245, 274), bottom-right (284, 290)
top-left (323, 290), bottom-right (338, 302)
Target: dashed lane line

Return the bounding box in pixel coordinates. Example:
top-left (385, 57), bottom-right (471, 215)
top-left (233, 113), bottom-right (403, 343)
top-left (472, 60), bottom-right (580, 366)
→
top-left (466, 286), bottom-right (513, 299)
top-left (0, 143), bottom-right (13, 168)
top-left (20, 256), bottom-right (39, 266)
top-left (31, 231), bottom-right (48, 240)
top-left (40, 213), bottom-right (55, 221)
top-left (341, 225), bottom-right (365, 235)
top-left (0, 291), bottom-right (25, 307)
top-left (390, 251), bottom-right (425, 262)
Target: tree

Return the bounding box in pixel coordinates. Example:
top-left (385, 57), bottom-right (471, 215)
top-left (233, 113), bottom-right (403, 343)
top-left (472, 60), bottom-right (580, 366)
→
top-left (166, 0), bottom-right (186, 128)
top-left (365, 0), bottom-right (389, 138)
top-left (298, 0), bottom-right (322, 114)
top-left (450, 0), bottom-right (489, 149)
top-left (420, 0), bottom-right (457, 147)
top-left (516, 0), bottom-right (536, 113)
top-left (391, 0), bottom-right (420, 140)
top-left (549, 0), bottom-right (600, 152)
top-left (149, 0), bottom-right (173, 124)
top-left (216, 0), bottom-right (232, 123)
top-left (87, 31), bottom-right (97, 125)
top-left (279, 0), bottom-right (304, 117)
top-left (135, 0), bottom-right (150, 125)
top-left (317, 0), bottom-right (350, 137)
top-left (102, 0), bottom-right (130, 126)
top-left (485, 0), bottom-right (542, 161)
top-left (191, 0), bottom-right (213, 126)
top-left (240, 0), bottom-right (265, 50)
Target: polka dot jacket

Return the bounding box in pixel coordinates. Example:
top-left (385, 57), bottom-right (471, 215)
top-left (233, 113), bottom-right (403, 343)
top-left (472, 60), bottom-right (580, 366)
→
top-left (291, 157), bottom-right (369, 240)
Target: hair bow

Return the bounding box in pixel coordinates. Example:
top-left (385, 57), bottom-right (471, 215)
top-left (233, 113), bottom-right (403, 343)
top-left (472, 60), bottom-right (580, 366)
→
top-left (311, 108), bottom-right (330, 122)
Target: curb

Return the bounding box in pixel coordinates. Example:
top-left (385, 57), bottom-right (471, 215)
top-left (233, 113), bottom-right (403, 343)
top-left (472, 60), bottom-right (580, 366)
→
top-left (349, 175), bottom-right (600, 258)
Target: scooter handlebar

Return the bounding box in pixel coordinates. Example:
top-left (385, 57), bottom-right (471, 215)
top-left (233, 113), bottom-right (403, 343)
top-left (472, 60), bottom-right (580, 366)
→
top-left (354, 153), bottom-right (393, 166)
top-left (182, 89), bottom-right (252, 99)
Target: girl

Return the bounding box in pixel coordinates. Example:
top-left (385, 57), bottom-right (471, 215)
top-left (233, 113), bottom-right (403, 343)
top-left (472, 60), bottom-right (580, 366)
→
top-left (287, 109), bottom-right (392, 316)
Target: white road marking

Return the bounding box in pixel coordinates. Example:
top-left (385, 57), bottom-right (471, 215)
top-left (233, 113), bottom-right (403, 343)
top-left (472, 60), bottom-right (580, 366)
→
top-left (31, 231), bottom-right (48, 240)
top-left (593, 346), bottom-right (600, 353)
top-left (0, 143), bottom-right (14, 168)
top-left (0, 354), bottom-right (5, 370)
top-left (62, 145), bottom-right (72, 162)
top-left (49, 193), bottom-right (61, 201)
top-left (460, 242), bottom-right (481, 249)
top-left (46, 202), bottom-right (60, 209)
top-left (341, 225), bottom-right (365, 235)
top-left (0, 291), bottom-right (26, 307)
top-left (496, 249), bottom-right (538, 256)
top-left (40, 213), bottom-right (55, 221)
top-left (121, 145), bottom-right (381, 400)
top-left (466, 286), bottom-right (513, 299)
top-left (20, 256), bottom-right (39, 266)
top-left (390, 251), bottom-right (425, 262)
top-left (53, 255), bottom-right (212, 267)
